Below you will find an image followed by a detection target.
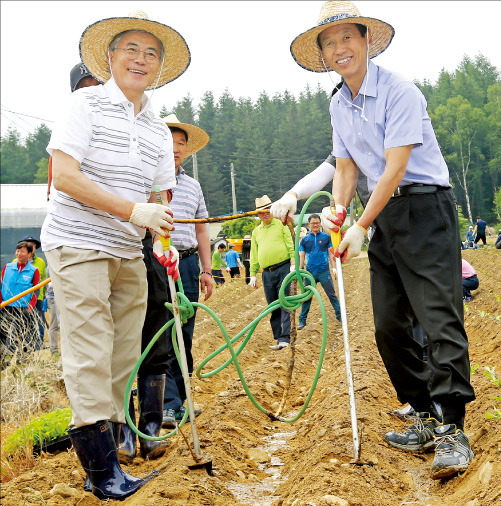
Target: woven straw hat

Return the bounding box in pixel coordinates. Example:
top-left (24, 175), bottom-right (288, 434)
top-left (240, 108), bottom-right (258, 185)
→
top-left (291, 1), bottom-right (394, 73)
top-left (79, 10), bottom-right (190, 89)
top-left (255, 195), bottom-right (273, 211)
top-left (165, 114), bottom-right (209, 157)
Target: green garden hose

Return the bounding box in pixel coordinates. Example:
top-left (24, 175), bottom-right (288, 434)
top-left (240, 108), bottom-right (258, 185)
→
top-left (124, 191), bottom-right (334, 440)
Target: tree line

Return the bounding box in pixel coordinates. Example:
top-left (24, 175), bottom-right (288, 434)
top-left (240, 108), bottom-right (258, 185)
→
top-left (1, 54), bottom-right (499, 225)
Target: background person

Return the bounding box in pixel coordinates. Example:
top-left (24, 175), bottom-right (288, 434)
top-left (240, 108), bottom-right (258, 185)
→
top-left (297, 214), bottom-right (341, 330)
top-left (1, 241), bottom-right (40, 355)
top-left (212, 243), bottom-right (228, 286)
top-left (225, 243), bottom-right (243, 279)
top-left (462, 259), bottom-right (479, 302)
top-left (249, 195), bottom-right (295, 350)
top-left (496, 229), bottom-right (501, 249)
top-left (241, 235), bottom-right (252, 284)
top-left (464, 226), bottom-right (476, 249)
top-left (41, 11), bottom-right (187, 500)
top-left (473, 216), bottom-right (490, 247)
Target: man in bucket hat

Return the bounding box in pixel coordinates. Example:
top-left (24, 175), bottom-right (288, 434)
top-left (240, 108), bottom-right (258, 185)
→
top-left (280, 1), bottom-right (475, 479)
top-left (41, 11), bottom-right (189, 500)
top-left (250, 196), bottom-right (295, 350)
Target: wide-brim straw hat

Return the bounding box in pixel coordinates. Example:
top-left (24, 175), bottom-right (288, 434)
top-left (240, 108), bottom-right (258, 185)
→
top-left (255, 195), bottom-right (273, 211)
top-left (291, 1), bottom-right (394, 73)
top-left (164, 114), bottom-right (209, 157)
top-left (79, 10), bottom-right (190, 89)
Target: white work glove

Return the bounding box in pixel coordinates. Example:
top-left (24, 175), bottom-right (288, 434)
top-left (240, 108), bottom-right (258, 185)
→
top-left (129, 203), bottom-right (174, 236)
top-left (290, 263), bottom-right (296, 272)
top-left (270, 193), bottom-right (297, 223)
top-left (226, 267), bottom-right (231, 272)
top-left (153, 240), bottom-right (180, 281)
top-left (321, 205), bottom-right (347, 233)
top-left (249, 276), bottom-right (257, 288)
top-left (334, 223), bottom-right (366, 264)
top-left (331, 267), bottom-right (337, 279)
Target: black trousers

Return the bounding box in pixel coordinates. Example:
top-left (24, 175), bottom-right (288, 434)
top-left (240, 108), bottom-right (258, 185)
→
top-left (138, 232), bottom-right (170, 376)
top-left (369, 188), bottom-right (475, 422)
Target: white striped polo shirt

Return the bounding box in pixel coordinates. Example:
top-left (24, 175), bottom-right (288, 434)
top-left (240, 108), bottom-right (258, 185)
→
top-left (41, 77), bottom-right (176, 259)
top-left (170, 168), bottom-right (208, 250)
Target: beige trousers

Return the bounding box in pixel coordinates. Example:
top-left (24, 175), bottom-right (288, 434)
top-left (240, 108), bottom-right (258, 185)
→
top-left (45, 246), bottom-right (147, 428)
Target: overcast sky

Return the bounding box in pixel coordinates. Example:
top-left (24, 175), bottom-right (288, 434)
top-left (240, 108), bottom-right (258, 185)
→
top-left (1, 1), bottom-right (500, 139)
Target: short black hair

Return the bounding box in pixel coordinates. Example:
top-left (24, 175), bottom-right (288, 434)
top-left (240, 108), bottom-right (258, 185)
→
top-left (16, 241), bottom-right (33, 254)
top-left (308, 214), bottom-right (321, 223)
top-left (317, 23), bottom-right (367, 50)
top-left (169, 126), bottom-right (188, 142)
top-left (218, 243), bottom-right (226, 249)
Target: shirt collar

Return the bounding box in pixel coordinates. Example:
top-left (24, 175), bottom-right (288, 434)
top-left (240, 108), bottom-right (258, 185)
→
top-left (104, 77), bottom-right (153, 116)
top-left (339, 60), bottom-right (378, 104)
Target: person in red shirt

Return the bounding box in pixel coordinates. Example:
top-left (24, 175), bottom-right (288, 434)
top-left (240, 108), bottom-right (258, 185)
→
top-left (1, 241), bottom-right (40, 355)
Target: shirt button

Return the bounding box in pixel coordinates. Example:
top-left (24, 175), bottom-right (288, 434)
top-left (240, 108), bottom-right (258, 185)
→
top-left (368, 152), bottom-right (372, 156)
top-left (358, 132), bottom-right (361, 135)
top-left (128, 103), bottom-right (132, 107)
top-left (133, 138), bottom-right (136, 141)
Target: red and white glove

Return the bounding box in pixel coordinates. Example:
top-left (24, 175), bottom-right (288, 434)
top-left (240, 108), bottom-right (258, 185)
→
top-left (270, 193), bottom-right (297, 223)
top-left (249, 276), bottom-right (257, 288)
top-left (129, 203), bottom-right (174, 236)
top-left (334, 223), bottom-right (366, 264)
top-left (321, 205), bottom-right (347, 233)
top-left (153, 240), bottom-right (180, 281)
top-left (225, 267), bottom-right (231, 272)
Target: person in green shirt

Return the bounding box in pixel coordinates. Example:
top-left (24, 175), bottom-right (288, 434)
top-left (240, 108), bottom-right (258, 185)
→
top-left (249, 195), bottom-right (295, 350)
top-left (211, 243), bottom-right (229, 286)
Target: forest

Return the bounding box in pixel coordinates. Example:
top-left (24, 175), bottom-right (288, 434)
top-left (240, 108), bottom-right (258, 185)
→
top-left (1, 54), bottom-right (500, 225)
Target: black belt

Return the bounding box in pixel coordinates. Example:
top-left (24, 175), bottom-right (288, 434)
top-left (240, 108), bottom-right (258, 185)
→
top-left (263, 259), bottom-right (290, 272)
top-left (178, 247), bottom-right (198, 259)
top-left (392, 184), bottom-right (445, 198)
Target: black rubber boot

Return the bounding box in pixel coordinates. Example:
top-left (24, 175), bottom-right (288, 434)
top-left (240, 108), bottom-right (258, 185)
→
top-left (118, 397), bottom-right (138, 464)
top-left (137, 374), bottom-right (169, 460)
top-left (83, 420), bottom-right (121, 492)
top-left (69, 420), bottom-right (151, 500)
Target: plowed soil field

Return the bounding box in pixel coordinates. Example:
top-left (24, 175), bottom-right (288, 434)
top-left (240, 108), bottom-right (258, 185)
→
top-left (1, 248), bottom-right (500, 506)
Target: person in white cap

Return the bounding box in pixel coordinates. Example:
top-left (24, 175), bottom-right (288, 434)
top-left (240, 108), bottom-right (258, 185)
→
top-left (274, 1), bottom-right (475, 480)
top-left (41, 11), bottom-right (189, 500)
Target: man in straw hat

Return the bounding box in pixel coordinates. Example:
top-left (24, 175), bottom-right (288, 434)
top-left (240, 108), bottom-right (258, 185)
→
top-left (250, 196), bottom-right (295, 350)
top-left (41, 11), bottom-right (190, 500)
top-left (275, 1), bottom-right (475, 479)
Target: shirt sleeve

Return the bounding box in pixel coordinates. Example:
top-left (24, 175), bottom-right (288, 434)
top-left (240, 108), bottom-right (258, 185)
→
top-left (195, 185), bottom-right (209, 219)
top-left (330, 99), bottom-right (351, 159)
top-left (299, 237), bottom-right (306, 252)
top-left (384, 82), bottom-right (424, 149)
top-left (47, 90), bottom-right (93, 163)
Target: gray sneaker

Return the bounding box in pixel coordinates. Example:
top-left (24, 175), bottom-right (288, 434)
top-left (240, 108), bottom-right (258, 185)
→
top-left (431, 424), bottom-right (474, 479)
top-left (162, 408), bottom-right (176, 429)
top-left (384, 412), bottom-right (441, 452)
top-left (393, 404), bottom-right (416, 419)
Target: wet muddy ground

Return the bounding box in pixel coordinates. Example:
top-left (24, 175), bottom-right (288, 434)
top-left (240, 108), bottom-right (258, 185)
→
top-left (1, 248), bottom-right (500, 505)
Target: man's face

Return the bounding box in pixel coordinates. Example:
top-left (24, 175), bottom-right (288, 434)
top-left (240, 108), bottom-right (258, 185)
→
top-left (309, 217), bottom-right (321, 234)
top-left (109, 31), bottom-right (162, 95)
top-left (172, 131), bottom-right (188, 169)
top-left (319, 23), bottom-right (369, 85)
top-left (76, 76), bottom-right (101, 90)
top-left (15, 247), bottom-right (30, 264)
top-left (258, 209), bottom-right (272, 225)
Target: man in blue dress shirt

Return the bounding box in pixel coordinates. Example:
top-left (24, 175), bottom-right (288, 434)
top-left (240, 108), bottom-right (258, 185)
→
top-left (297, 214), bottom-right (341, 330)
top-left (289, 1), bottom-right (475, 479)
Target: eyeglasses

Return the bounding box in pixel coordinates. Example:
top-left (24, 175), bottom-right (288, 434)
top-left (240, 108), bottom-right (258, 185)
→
top-left (116, 47), bottom-right (160, 63)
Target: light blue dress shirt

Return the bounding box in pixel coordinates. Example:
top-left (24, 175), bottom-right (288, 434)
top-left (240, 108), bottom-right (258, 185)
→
top-left (330, 61), bottom-right (451, 193)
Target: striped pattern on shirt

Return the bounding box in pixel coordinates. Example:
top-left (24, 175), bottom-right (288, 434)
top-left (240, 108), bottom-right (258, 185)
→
top-left (41, 78), bottom-right (176, 260)
top-left (170, 168), bottom-right (208, 250)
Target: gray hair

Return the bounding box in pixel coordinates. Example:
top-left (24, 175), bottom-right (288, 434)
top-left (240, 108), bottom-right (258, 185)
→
top-left (108, 30), bottom-right (165, 59)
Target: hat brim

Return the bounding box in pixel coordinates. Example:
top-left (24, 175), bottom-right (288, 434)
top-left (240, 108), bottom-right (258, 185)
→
top-left (291, 15), bottom-right (394, 73)
top-left (80, 16), bottom-right (191, 89)
top-left (255, 204), bottom-right (272, 211)
top-left (166, 121), bottom-right (209, 157)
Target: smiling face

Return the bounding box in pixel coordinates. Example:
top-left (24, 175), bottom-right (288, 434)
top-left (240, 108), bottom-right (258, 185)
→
top-left (308, 216), bottom-right (321, 234)
top-left (109, 31), bottom-right (162, 99)
top-left (258, 209), bottom-right (272, 225)
top-left (319, 23), bottom-right (369, 95)
top-left (15, 246), bottom-right (30, 265)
